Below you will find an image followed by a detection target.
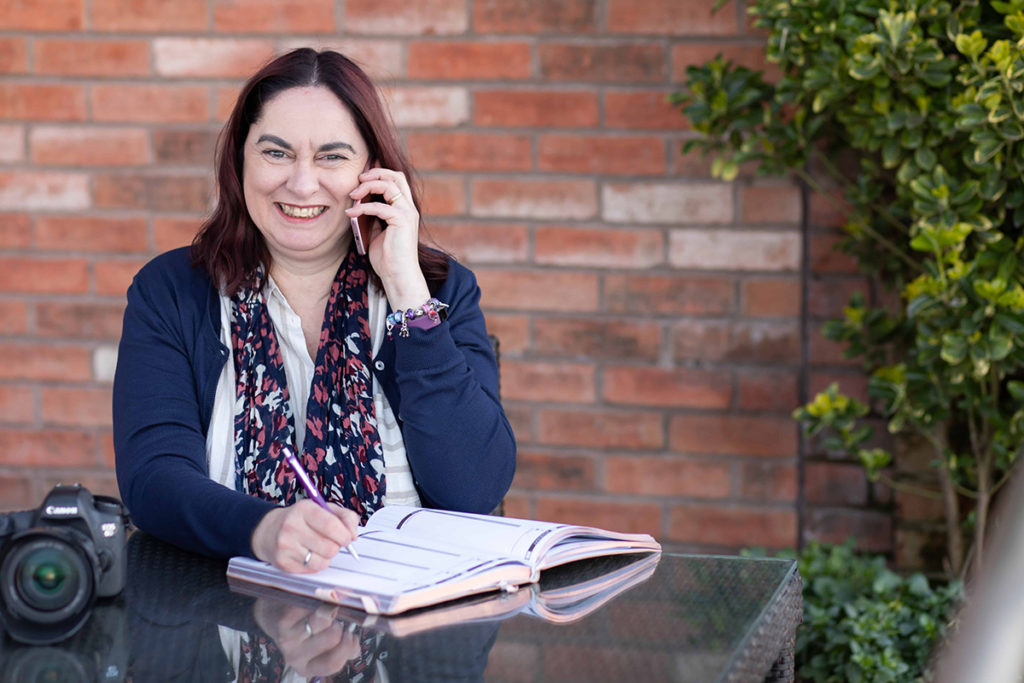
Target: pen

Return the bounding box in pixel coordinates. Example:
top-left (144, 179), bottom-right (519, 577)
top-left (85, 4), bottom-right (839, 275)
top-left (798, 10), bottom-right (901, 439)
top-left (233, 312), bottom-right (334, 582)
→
top-left (281, 445), bottom-right (361, 562)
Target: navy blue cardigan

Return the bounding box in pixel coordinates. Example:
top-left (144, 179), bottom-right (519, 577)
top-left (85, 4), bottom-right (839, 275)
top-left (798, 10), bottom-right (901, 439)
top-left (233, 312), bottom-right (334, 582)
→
top-left (113, 247), bottom-right (515, 559)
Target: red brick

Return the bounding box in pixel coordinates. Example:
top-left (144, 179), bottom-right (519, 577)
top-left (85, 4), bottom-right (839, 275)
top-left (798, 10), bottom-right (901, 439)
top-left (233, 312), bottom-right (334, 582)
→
top-left (92, 85), bottom-right (209, 123)
top-left (670, 415), bottom-right (798, 457)
top-left (37, 468), bottom-right (120, 499)
top-left (501, 360), bottom-right (595, 403)
top-left (741, 184), bottom-right (802, 224)
top-left (669, 229), bottom-right (801, 271)
top-left (808, 336), bottom-right (860, 368)
top-left (407, 41), bottom-right (532, 80)
top-left (0, 385), bottom-right (34, 424)
top-left (0, 84), bottom-right (87, 121)
top-left (91, 0), bottom-right (208, 31)
top-left (535, 226), bottom-right (662, 268)
top-left (153, 129), bottom-right (219, 165)
top-left (0, 429), bottom-right (97, 467)
top-left (213, 85), bottom-right (241, 123)
top-left (213, 0), bottom-right (335, 32)
top-left (805, 462), bottom-right (869, 506)
top-left (671, 42), bottom-right (780, 82)
top-left (609, 0), bottom-right (736, 35)
top-left (94, 259), bottom-right (146, 296)
top-left (418, 174), bottom-right (466, 216)
top-left (513, 450), bottom-right (596, 491)
top-left (278, 39), bottom-right (404, 81)
top-left (0, 300), bottom-right (29, 334)
top-left (387, 87), bottom-right (469, 127)
top-left (552, 44), bottom-right (666, 84)
top-left (472, 178), bottom-right (597, 220)
top-left (40, 387), bottom-right (113, 427)
top-left (808, 277), bottom-right (868, 319)
top-left (895, 527), bottom-right (946, 570)
top-left (532, 317), bottom-right (661, 361)
top-left (503, 403), bottom-right (532, 443)
top-left (671, 148), bottom-right (715, 176)
top-left (0, 0), bottom-right (84, 30)
top-left (537, 134), bottom-right (665, 175)
top-left (668, 504), bottom-right (797, 548)
top-left (345, 0), bottom-right (467, 34)
top-left (603, 274), bottom-right (735, 315)
top-left (603, 366), bottom-right (732, 409)
top-left (605, 90), bottom-right (690, 130)
top-left (737, 370), bottom-right (800, 412)
top-left (500, 494), bottom-right (531, 519)
top-left (741, 277), bottom-right (801, 317)
top-left (675, 320), bottom-right (800, 364)
top-left (481, 314), bottom-right (529, 354)
top-left (0, 473), bottom-right (38, 510)
top-left (0, 257), bottom-right (89, 294)
top-left (605, 456), bottom-right (730, 498)
top-left (474, 89), bottom-right (599, 128)
top-left (153, 38), bottom-right (276, 77)
top-left (0, 172), bottom-right (90, 211)
top-left (895, 488), bottom-right (946, 523)
top-left (474, 0), bottom-right (596, 33)
top-left (30, 126), bottom-right (149, 167)
top-left (93, 173), bottom-right (210, 212)
top-left (424, 221), bottom-right (529, 263)
top-left (810, 232), bottom-right (860, 274)
top-left (805, 508), bottom-right (891, 552)
top-left (0, 38), bottom-right (29, 73)
top-left (604, 182), bottom-right (732, 224)
top-left (808, 188), bottom-right (851, 228)
top-left (406, 132), bottom-right (531, 172)
top-left (0, 213), bottom-right (32, 248)
top-left (35, 215), bottom-right (147, 253)
top-left (535, 498), bottom-right (661, 536)
top-left (0, 344), bottom-right (92, 381)
top-left (476, 270), bottom-right (599, 312)
top-left (154, 217), bottom-right (201, 251)
top-left (34, 39), bottom-right (150, 76)
top-left (537, 408), bottom-right (663, 449)
top-left (0, 124), bottom-right (23, 163)
top-left (738, 462), bottom-right (798, 502)
top-left (35, 302), bottom-right (126, 340)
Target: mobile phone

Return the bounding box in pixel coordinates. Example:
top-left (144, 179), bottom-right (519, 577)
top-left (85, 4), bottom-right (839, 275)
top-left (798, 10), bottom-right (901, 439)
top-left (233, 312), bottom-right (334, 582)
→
top-left (350, 196), bottom-right (368, 255)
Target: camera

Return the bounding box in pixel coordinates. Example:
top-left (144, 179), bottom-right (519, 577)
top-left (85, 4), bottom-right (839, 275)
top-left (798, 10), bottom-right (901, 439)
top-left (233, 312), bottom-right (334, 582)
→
top-left (0, 485), bottom-right (128, 645)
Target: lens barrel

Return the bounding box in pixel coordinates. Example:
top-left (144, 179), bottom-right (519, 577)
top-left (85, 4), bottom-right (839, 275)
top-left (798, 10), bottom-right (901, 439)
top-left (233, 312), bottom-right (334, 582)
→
top-left (0, 528), bottom-right (99, 645)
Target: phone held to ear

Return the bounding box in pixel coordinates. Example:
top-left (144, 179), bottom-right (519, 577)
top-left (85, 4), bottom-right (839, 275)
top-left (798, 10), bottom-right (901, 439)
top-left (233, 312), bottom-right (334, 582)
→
top-left (350, 196), bottom-right (369, 255)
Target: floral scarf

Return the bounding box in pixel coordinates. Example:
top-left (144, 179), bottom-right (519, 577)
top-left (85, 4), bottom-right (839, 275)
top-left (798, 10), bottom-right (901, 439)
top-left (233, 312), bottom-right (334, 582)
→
top-left (230, 248), bottom-right (385, 522)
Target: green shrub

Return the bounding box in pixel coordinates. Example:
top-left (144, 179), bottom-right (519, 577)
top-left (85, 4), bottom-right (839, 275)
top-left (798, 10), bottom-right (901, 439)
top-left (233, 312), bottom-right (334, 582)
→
top-left (750, 540), bottom-right (962, 682)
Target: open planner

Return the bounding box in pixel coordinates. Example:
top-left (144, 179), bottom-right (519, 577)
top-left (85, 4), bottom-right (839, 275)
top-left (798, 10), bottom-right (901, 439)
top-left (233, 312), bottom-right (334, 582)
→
top-left (226, 505), bottom-right (662, 616)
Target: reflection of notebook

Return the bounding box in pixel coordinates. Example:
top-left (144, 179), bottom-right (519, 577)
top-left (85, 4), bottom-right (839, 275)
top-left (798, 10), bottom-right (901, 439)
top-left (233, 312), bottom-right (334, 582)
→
top-left (227, 506), bottom-right (661, 616)
top-left (231, 553), bottom-right (662, 638)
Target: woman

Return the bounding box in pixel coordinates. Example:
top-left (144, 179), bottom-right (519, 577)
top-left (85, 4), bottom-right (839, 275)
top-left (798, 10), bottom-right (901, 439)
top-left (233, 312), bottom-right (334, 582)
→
top-left (113, 48), bottom-right (516, 573)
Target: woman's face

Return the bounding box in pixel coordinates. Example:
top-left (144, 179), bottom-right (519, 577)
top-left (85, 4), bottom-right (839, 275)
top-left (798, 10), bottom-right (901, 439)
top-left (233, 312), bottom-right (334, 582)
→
top-left (242, 85), bottom-right (369, 268)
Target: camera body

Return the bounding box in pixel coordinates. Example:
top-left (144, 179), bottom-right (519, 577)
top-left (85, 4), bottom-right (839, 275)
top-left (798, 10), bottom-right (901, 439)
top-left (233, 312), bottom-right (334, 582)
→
top-left (0, 485), bottom-right (128, 645)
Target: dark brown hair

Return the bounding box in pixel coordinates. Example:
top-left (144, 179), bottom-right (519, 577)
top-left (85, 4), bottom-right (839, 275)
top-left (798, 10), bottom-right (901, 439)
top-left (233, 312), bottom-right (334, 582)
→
top-left (191, 48), bottom-right (448, 295)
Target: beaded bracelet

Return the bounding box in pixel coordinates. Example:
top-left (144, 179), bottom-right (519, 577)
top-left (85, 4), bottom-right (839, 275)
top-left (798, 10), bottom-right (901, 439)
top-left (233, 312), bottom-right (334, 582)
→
top-left (386, 298), bottom-right (449, 339)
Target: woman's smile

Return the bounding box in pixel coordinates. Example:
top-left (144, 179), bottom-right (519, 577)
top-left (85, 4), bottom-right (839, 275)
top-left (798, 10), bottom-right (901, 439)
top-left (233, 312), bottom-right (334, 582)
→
top-left (276, 203), bottom-right (328, 219)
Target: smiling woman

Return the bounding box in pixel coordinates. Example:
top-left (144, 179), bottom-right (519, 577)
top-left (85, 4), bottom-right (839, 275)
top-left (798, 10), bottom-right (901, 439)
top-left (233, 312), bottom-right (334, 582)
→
top-left (111, 48), bottom-right (516, 576)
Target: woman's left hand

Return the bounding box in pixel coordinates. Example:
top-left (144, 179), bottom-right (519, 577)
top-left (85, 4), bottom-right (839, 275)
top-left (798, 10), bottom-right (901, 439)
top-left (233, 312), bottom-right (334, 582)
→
top-left (346, 167), bottom-right (430, 310)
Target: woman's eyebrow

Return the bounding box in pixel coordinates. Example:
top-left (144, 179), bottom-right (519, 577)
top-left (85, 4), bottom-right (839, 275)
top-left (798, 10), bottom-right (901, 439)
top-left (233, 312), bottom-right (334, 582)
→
top-left (256, 134), bottom-right (355, 154)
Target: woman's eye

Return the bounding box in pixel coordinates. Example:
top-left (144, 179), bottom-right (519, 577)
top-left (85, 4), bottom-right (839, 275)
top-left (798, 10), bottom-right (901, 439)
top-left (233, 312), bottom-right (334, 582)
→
top-left (263, 149), bottom-right (287, 160)
top-left (320, 154), bottom-right (345, 162)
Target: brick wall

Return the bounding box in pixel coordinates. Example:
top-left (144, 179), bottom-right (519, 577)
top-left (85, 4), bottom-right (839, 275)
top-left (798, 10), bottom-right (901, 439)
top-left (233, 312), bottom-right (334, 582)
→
top-left (0, 1), bottom-right (892, 557)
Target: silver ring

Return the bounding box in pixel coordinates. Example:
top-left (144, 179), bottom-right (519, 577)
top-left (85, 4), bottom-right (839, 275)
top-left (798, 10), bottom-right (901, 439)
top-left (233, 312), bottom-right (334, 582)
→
top-left (386, 192), bottom-right (402, 205)
top-left (305, 619), bottom-right (313, 637)
top-left (303, 549), bottom-right (313, 566)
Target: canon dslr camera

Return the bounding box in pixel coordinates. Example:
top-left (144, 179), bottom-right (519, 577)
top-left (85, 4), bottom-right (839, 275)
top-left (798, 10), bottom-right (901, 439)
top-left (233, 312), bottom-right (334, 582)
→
top-left (0, 484), bottom-right (127, 645)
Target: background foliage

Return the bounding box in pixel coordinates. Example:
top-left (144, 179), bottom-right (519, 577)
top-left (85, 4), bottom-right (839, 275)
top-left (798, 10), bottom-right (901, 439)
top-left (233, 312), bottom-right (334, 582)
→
top-left (675, 0), bottom-right (1024, 577)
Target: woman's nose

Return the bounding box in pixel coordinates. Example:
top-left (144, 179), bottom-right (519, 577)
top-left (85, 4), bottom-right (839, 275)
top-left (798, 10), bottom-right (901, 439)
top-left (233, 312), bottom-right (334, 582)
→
top-left (285, 161), bottom-right (319, 196)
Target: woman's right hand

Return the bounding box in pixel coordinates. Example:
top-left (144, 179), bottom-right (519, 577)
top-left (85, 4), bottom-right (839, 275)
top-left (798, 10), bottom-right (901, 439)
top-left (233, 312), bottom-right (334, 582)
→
top-left (250, 499), bottom-right (360, 572)
top-left (252, 600), bottom-right (362, 677)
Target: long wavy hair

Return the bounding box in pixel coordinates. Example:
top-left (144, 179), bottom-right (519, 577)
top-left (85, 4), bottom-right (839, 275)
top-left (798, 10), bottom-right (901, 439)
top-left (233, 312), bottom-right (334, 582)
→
top-left (191, 48), bottom-right (448, 295)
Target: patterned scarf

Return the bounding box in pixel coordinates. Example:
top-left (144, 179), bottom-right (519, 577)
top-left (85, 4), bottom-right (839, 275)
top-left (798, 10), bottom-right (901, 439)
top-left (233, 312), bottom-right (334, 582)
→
top-left (230, 248), bottom-right (385, 522)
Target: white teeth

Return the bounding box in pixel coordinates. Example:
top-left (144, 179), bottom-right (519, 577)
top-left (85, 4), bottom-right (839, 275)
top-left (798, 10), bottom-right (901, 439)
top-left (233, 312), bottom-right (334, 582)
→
top-left (278, 204), bottom-right (326, 218)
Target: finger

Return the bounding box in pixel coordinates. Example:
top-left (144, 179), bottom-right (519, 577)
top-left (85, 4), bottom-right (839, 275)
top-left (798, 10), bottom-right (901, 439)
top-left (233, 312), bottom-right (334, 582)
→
top-left (328, 504), bottom-right (361, 537)
top-left (303, 628), bottom-right (362, 676)
top-left (350, 178), bottom-right (410, 206)
top-left (345, 201), bottom-right (407, 229)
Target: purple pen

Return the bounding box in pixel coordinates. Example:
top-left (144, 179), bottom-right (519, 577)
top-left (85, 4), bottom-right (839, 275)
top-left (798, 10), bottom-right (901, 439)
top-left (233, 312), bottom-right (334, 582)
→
top-left (281, 445), bottom-right (361, 561)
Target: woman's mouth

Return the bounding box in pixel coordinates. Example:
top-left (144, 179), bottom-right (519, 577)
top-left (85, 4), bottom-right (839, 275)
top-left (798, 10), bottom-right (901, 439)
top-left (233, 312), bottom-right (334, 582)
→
top-left (276, 203), bottom-right (327, 219)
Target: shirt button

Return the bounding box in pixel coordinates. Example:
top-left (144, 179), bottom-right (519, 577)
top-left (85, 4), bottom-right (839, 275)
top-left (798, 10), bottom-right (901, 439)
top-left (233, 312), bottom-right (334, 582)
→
top-left (374, 361), bottom-right (385, 371)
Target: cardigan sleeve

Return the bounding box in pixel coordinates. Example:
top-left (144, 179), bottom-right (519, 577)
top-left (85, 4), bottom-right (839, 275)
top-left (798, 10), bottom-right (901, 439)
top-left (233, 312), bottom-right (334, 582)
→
top-left (112, 254), bottom-right (276, 559)
top-left (387, 262), bottom-right (517, 513)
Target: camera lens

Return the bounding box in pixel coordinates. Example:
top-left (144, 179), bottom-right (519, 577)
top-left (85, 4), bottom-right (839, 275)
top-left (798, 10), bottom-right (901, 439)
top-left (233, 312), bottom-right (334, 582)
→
top-left (0, 529), bottom-right (98, 645)
top-left (16, 544), bottom-right (82, 612)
